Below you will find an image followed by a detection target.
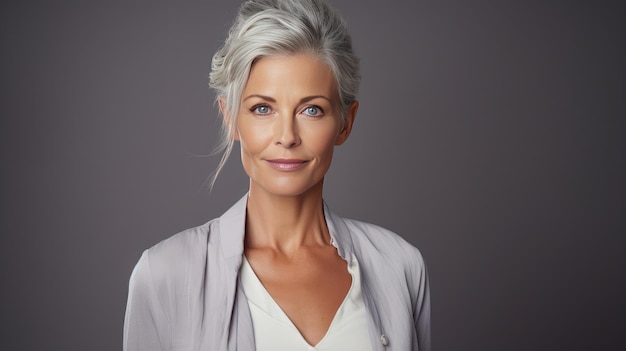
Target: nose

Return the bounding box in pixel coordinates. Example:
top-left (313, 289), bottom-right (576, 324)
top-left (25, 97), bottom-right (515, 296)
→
top-left (274, 114), bottom-right (300, 148)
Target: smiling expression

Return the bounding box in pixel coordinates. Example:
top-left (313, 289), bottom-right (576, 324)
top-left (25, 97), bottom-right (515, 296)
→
top-left (233, 54), bottom-right (357, 197)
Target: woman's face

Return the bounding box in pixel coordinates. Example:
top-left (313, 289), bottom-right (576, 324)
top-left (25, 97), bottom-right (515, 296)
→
top-left (233, 54), bottom-right (357, 197)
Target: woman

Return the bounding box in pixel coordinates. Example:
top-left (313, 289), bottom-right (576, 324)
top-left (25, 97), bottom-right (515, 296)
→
top-left (124, 0), bottom-right (430, 350)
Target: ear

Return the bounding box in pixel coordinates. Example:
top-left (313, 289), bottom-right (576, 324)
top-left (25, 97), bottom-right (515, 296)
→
top-left (335, 100), bottom-right (358, 146)
top-left (218, 96), bottom-right (239, 141)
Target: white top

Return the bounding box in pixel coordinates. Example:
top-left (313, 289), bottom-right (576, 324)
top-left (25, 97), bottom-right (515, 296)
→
top-left (241, 255), bottom-right (373, 351)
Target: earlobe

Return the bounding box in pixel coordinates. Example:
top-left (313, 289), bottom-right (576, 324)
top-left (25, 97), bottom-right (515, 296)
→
top-left (335, 100), bottom-right (358, 146)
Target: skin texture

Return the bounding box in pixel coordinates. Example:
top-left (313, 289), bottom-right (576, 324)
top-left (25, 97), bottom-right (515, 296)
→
top-left (223, 54), bottom-right (358, 345)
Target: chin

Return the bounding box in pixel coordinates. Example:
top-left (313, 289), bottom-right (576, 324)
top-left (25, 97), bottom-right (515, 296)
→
top-left (254, 177), bottom-right (324, 198)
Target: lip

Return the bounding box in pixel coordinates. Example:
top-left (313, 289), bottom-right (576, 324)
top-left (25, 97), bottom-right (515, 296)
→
top-left (265, 159), bottom-right (308, 171)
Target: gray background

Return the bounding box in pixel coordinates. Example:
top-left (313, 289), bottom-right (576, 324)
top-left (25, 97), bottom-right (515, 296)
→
top-left (1, 0), bottom-right (624, 350)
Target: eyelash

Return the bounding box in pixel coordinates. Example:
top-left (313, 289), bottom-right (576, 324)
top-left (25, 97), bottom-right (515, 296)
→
top-left (301, 106), bottom-right (324, 117)
top-left (249, 104), bottom-right (325, 118)
top-left (250, 104), bottom-right (272, 115)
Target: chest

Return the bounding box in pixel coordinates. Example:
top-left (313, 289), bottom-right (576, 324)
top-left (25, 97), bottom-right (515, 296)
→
top-left (241, 254), bottom-right (375, 350)
top-left (244, 248), bottom-right (351, 345)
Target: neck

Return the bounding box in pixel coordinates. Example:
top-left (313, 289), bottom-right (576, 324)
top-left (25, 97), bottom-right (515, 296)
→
top-left (244, 180), bottom-right (329, 255)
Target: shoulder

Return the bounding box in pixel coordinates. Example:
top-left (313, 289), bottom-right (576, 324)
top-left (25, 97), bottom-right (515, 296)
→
top-left (147, 220), bottom-right (215, 263)
top-left (342, 217), bottom-right (425, 268)
top-left (339, 216), bottom-right (430, 322)
top-left (125, 219), bottom-right (224, 346)
top-left (130, 219), bottom-right (218, 293)
top-left (339, 216), bottom-right (428, 299)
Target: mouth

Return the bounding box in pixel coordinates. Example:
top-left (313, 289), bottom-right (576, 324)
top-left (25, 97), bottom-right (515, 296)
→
top-left (265, 159), bottom-right (308, 171)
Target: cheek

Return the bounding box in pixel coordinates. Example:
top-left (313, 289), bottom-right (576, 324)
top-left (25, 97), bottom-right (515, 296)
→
top-left (238, 133), bottom-right (262, 179)
top-left (236, 126), bottom-right (261, 175)
top-left (237, 122), bottom-right (268, 155)
top-left (307, 126), bottom-right (339, 158)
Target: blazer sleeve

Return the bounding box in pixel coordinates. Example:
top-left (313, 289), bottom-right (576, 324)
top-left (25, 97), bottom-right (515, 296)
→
top-left (123, 250), bottom-right (169, 351)
top-left (413, 255), bottom-right (431, 351)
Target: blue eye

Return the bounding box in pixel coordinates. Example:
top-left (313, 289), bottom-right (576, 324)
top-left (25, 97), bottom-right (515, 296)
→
top-left (252, 105), bottom-right (271, 115)
top-left (303, 106), bottom-right (323, 117)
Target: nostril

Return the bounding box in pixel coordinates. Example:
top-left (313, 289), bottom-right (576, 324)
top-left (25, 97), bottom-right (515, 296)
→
top-left (276, 129), bottom-right (300, 147)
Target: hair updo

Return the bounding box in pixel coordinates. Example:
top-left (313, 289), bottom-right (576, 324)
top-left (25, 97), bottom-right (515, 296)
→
top-left (208, 0), bottom-right (360, 186)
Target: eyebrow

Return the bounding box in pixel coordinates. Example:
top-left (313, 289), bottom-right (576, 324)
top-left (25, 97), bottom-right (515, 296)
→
top-left (242, 94), bottom-right (332, 104)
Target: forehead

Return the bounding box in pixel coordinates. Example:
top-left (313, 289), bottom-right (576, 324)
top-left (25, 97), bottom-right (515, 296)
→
top-left (243, 54), bottom-right (338, 99)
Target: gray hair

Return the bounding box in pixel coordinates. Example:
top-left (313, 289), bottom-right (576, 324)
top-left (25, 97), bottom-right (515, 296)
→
top-left (208, 0), bottom-right (360, 187)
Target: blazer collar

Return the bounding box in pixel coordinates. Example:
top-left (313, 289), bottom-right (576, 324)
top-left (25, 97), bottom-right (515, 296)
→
top-left (218, 195), bottom-right (248, 259)
top-left (218, 194), bottom-right (355, 262)
top-left (323, 201), bottom-right (355, 261)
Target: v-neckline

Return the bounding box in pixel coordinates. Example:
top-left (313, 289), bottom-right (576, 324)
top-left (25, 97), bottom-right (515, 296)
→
top-left (240, 256), bottom-right (357, 347)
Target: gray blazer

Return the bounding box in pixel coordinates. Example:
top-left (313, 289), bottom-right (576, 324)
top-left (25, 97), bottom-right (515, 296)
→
top-left (124, 195), bottom-right (431, 350)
